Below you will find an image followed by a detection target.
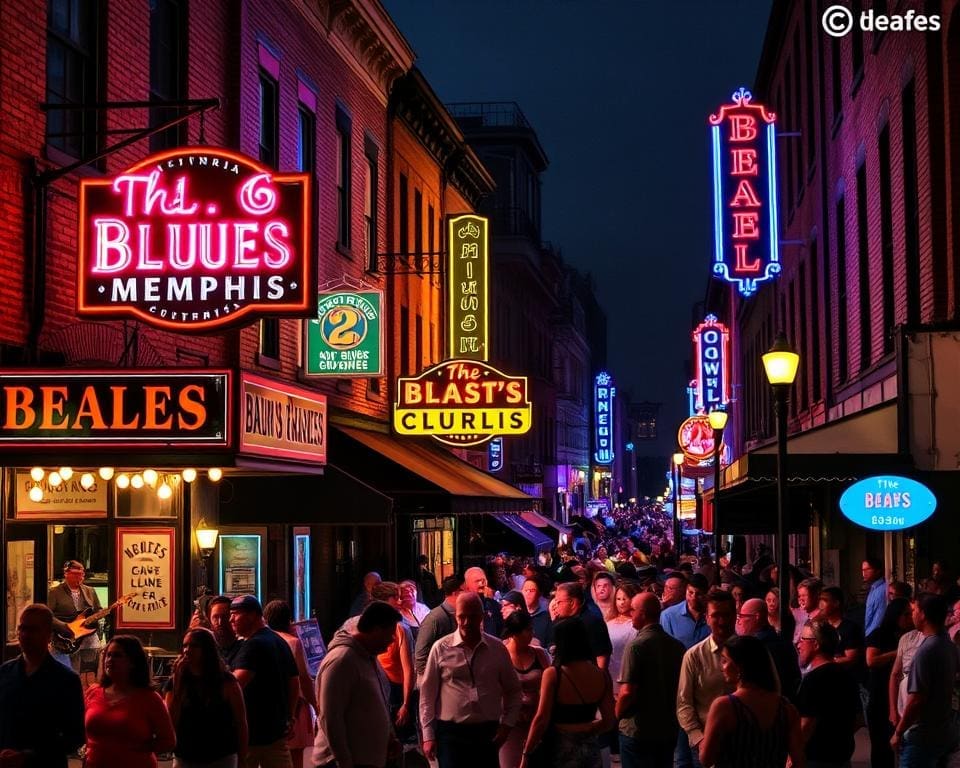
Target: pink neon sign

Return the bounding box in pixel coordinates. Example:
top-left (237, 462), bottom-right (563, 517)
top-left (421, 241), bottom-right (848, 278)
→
top-left (79, 147), bottom-right (312, 332)
top-left (692, 314), bottom-right (731, 412)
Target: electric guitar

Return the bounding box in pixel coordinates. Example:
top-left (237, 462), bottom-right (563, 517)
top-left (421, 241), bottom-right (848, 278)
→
top-left (51, 592), bottom-right (137, 654)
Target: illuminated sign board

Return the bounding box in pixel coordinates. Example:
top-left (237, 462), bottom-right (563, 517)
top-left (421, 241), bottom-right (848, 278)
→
top-left (78, 147), bottom-right (312, 331)
top-left (394, 359), bottom-right (531, 447)
top-left (0, 370), bottom-right (230, 448)
top-left (687, 379), bottom-right (698, 417)
top-left (305, 288), bottom-right (383, 377)
top-left (447, 214), bottom-right (489, 360)
top-left (488, 437), bottom-right (504, 472)
top-left (709, 87), bottom-right (780, 297)
top-left (839, 475), bottom-right (936, 531)
top-left (594, 372), bottom-right (615, 465)
top-left (678, 414), bottom-right (721, 463)
top-left (693, 314), bottom-right (731, 412)
top-left (239, 373), bottom-right (326, 464)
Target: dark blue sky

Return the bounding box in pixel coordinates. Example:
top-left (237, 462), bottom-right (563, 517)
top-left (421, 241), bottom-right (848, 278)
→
top-left (384, 0), bottom-right (773, 455)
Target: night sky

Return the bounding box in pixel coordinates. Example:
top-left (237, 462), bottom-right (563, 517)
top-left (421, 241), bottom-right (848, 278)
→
top-left (384, 0), bottom-right (773, 457)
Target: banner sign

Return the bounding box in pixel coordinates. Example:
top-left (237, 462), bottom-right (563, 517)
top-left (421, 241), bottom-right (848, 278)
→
top-left (0, 370), bottom-right (230, 448)
top-left (239, 372), bottom-right (326, 464)
top-left (305, 289), bottom-right (383, 376)
top-left (709, 87), bottom-right (780, 297)
top-left (15, 470), bottom-right (108, 518)
top-left (394, 359), bottom-right (531, 447)
top-left (116, 527), bottom-right (175, 629)
top-left (488, 437), bottom-right (504, 472)
top-left (447, 215), bottom-right (489, 360)
top-left (594, 372), bottom-right (615, 465)
top-left (693, 315), bottom-right (731, 412)
top-left (839, 475), bottom-right (937, 531)
top-left (678, 414), bottom-right (721, 463)
top-left (78, 147), bottom-right (312, 331)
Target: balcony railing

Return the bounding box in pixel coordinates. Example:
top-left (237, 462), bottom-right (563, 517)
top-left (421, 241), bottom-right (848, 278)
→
top-left (446, 101), bottom-right (532, 129)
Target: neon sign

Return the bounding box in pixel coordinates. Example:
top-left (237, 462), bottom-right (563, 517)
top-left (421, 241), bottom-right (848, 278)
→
top-left (78, 147), bottom-right (312, 331)
top-left (488, 437), bottom-right (503, 472)
top-left (305, 288), bottom-right (383, 377)
top-left (678, 414), bottom-right (721, 463)
top-left (693, 315), bottom-right (731, 412)
top-left (394, 359), bottom-right (531, 447)
top-left (709, 87), bottom-right (780, 297)
top-left (839, 476), bottom-right (937, 531)
top-left (447, 214), bottom-right (489, 360)
top-left (594, 372), bottom-right (615, 465)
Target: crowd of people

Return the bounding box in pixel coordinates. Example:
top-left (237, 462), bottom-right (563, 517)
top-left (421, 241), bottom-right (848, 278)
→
top-left (2, 510), bottom-right (960, 768)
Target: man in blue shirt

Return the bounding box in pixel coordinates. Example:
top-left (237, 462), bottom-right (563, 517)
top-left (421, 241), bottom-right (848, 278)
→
top-left (863, 557), bottom-right (888, 636)
top-left (661, 573), bottom-right (710, 649)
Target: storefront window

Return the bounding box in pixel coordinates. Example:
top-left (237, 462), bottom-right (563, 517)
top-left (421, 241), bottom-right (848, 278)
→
top-left (48, 524), bottom-right (109, 603)
top-left (6, 541), bottom-right (34, 642)
top-left (114, 472), bottom-right (182, 518)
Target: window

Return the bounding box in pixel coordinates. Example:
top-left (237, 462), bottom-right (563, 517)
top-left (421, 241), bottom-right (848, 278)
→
top-left (46, 0), bottom-right (99, 158)
top-left (798, 263), bottom-right (809, 411)
top-left (149, 0), bottom-right (185, 151)
top-left (428, 204), bottom-right (435, 256)
top-left (851, 0), bottom-right (864, 87)
top-left (415, 313), bottom-right (423, 371)
top-left (335, 106), bottom-right (352, 251)
top-left (399, 174), bottom-right (409, 256)
top-left (810, 238), bottom-right (822, 403)
top-left (856, 160), bottom-right (871, 369)
top-left (297, 105), bottom-right (316, 174)
top-left (400, 305), bottom-right (409, 376)
top-left (414, 189), bottom-right (423, 256)
top-left (364, 136), bottom-right (378, 271)
top-left (836, 195), bottom-right (848, 382)
top-left (878, 124), bottom-right (895, 354)
top-left (259, 70), bottom-right (278, 168)
top-left (793, 27), bottom-right (803, 193)
top-left (787, 281), bottom-right (797, 417)
top-left (830, 35), bottom-right (843, 127)
top-left (259, 319), bottom-right (280, 362)
top-left (901, 80), bottom-right (920, 325)
top-left (804, 8), bottom-right (816, 168)
top-left (784, 61), bottom-right (795, 212)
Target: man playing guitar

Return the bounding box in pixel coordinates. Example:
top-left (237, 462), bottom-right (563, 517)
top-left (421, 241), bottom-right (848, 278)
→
top-left (47, 560), bottom-right (103, 683)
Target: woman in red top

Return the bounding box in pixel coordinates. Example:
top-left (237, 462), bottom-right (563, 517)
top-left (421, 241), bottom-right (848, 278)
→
top-left (84, 635), bottom-right (176, 768)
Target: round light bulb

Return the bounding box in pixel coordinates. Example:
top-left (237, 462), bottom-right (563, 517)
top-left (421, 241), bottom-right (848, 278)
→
top-left (116, 473), bottom-right (130, 489)
top-left (207, 467), bottom-right (223, 482)
top-left (98, 467), bottom-right (115, 480)
top-left (131, 474), bottom-right (144, 489)
top-left (59, 467), bottom-right (74, 481)
top-left (143, 468), bottom-right (158, 487)
top-left (28, 485), bottom-right (43, 502)
top-left (181, 468), bottom-right (197, 483)
top-left (48, 471), bottom-right (63, 487)
top-left (30, 467), bottom-right (45, 482)
top-left (157, 482), bottom-right (173, 500)
top-left (80, 473), bottom-right (95, 490)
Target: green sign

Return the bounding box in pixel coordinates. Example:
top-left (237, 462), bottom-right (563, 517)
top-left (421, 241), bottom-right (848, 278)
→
top-left (305, 290), bottom-right (383, 376)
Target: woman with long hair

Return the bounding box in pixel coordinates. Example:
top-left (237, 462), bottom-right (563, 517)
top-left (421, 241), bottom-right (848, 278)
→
top-left (699, 634), bottom-right (804, 768)
top-left (263, 600), bottom-right (318, 768)
top-left (164, 628), bottom-right (248, 767)
top-left (591, 571), bottom-right (617, 621)
top-left (84, 635), bottom-right (176, 768)
top-left (605, 582), bottom-right (639, 696)
top-left (865, 597), bottom-right (913, 768)
top-left (521, 618), bottom-right (616, 768)
top-left (499, 611), bottom-right (551, 768)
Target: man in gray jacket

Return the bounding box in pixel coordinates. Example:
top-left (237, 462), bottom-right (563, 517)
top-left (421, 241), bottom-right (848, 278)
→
top-left (314, 601), bottom-right (403, 768)
top-left (414, 574), bottom-right (464, 678)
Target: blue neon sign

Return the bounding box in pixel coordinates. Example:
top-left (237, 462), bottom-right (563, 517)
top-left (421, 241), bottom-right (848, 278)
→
top-left (488, 437), bottom-right (503, 472)
top-left (594, 372), bottom-right (615, 465)
top-left (839, 475), bottom-right (937, 531)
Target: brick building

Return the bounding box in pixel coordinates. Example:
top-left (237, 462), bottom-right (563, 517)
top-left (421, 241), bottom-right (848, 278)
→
top-left (710, 0), bottom-right (960, 592)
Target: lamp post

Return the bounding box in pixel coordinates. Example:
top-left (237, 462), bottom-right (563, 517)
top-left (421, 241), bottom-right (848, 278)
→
top-left (708, 408), bottom-right (728, 582)
top-left (762, 332), bottom-right (800, 638)
top-left (672, 452), bottom-right (684, 560)
top-left (196, 519), bottom-right (220, 593)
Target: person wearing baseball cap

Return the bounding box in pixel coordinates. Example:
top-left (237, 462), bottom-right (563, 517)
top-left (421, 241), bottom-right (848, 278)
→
top-left (229, 595), bottom-right (300, 766)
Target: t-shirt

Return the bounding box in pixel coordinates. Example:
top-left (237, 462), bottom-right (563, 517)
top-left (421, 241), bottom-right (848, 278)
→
top-left (231, 626), bottom-right (299, 745)
top-left (84, 685), bottom-right (175, 768)
top-left (795, 662), bottom-right (861, 762)
top-left (865, 626), bottom-right (898, 709)
top-left (617, 624), bottom-right (684, 741)
top-left (906, 632), bottom-right (960, 748)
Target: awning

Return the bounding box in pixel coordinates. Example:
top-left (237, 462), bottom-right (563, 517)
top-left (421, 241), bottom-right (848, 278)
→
top-left (331, 424), bottom-right (533, 513)
top-left (490, 514), bottom-right (553, 553)
top-left (522, 510), bottom-right (572, 535)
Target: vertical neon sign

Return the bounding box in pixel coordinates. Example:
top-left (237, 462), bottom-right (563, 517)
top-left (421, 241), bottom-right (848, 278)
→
top-left (709, 87), bottom-right (780, 297)
top-left (447, 214), bottom-right (489, 361)
top-left (692, 314), bottom-right (731, 412)
top-left (594, 372), bottom-right (615, 465)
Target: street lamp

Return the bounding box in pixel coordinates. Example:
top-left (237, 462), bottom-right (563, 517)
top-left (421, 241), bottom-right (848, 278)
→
top-left (708, 407), bottom-right (728, 582)
top-left (672, 452), bottom-right (684, 560)
top-left (762, 331), bottom-right (800, 638)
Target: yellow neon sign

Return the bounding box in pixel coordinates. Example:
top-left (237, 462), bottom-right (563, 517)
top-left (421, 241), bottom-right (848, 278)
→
top-left (447, 214), bottom-right (489, 361)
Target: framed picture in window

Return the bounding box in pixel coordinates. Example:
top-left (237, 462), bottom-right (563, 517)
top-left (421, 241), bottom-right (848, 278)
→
top-left (293, 528), bottom-right (310, 622)
top-left (218, 531), bottom-right (263, 601)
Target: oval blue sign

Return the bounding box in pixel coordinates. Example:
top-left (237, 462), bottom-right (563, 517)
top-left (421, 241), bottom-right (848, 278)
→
top-left (839, 475), bottom-right (937, 531)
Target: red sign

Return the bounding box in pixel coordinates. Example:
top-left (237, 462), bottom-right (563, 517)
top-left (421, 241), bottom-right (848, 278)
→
top-left (678, 415), bottom-right (722, 463)
top-left (78, 147), bottom-right (312, 331)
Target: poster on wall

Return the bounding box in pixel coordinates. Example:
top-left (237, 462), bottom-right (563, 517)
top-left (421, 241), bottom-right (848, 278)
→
top-left (219, 533), bottom-right (262, 601)
top-left (116, 527), bottom-right (175, 629)
top-left (293, 529), bottom-right (310, 622)
top-left (15, 470), bottom-right (108, 518)
top-left (293, 618), bottom-right (327, 678)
